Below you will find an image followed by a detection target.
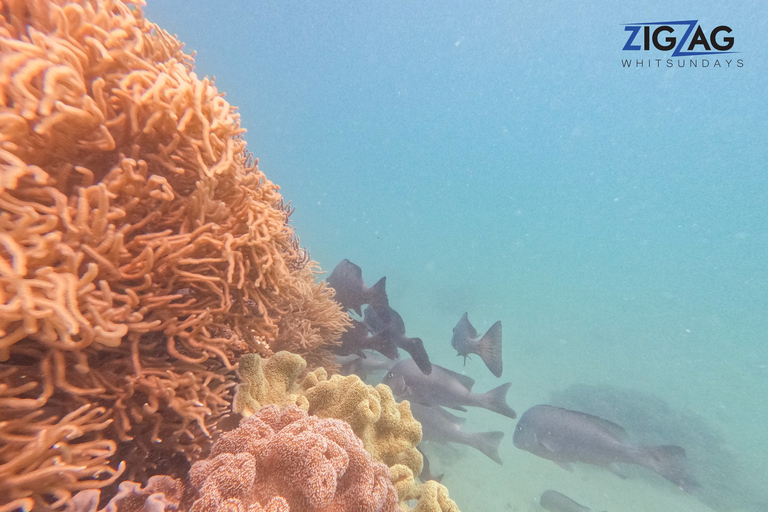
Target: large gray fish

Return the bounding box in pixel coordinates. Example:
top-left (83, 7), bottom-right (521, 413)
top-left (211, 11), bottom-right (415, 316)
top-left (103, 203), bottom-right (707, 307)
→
top-left (336, 351), bottom-right (395, 382)
top-left (513, 405), bottom-right (695, 491)
top-left (327, 259), bottom-right (389, 318)
top-left (382, 358), bottom-right (517, 419)
top-left (451, 312), bottom-right (503, 377)
top-left (540, 490), bottom-right (603, 512)
top-left (411, 402), bottom-right (504, 464)
top-left (364, 305), bottom-right (432, 375)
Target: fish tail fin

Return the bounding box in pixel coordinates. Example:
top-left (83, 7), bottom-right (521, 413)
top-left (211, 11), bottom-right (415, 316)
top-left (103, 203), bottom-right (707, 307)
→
top-left (417, 448), bottom-right (444, 483)
top-left (480, 382), bottom-right (517, 419)
top-left (367, 277), bottom-right (390, 319)
top-left (468, 430), bottom-right (505, 465)
top-left (406, 337), bottom-right (432, 375)
top-left (477, 320), bottom-right (503, 377)
top-left (642, 444), bottom-right (698, 492)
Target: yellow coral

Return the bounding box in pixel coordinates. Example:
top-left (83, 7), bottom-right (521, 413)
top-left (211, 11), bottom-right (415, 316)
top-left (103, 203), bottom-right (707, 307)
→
top-left (390, 465), bottom-right (460, 512)
top-left (233, 351), bottom-right (461, 512)
top-left (232, 351), bottom-right (308, 417)
top-left (301, 370), bottom-right (423, 475)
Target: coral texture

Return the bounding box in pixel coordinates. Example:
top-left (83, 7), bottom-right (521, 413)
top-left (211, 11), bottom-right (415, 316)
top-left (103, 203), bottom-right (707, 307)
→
top-left (232, 351), bottom-right (309, 417)
top-left (390, 465), bottom-right (459, 512)
top-left (61, 475), bottom-right (182, 512)
top-left (0, 0), bottom-right (348, 507)
top-left (102, 475), bottom-right (182, 512)
top-left (301, 370), bottom-right (423, 475)
top-left (183, 404), bottom-right (398, 512)
top-left (232, 352), bottom-right (460, 512)
top-left (233, 352), bottom-right (422, 478)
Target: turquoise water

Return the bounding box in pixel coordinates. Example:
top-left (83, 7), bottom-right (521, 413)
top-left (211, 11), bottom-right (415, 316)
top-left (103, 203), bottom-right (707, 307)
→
top-left (146, 2), bottom-right (767, 511)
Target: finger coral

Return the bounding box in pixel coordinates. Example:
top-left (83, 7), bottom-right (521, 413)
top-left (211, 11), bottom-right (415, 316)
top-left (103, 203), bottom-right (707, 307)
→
top-left (183, 404), bottom-right (398, 512)
top-left (0, 0), bottom-right (349, 507)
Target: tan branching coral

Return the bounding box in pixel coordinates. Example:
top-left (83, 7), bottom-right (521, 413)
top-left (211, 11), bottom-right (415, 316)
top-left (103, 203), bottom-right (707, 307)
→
top-left (0, 404), bottom-right (123, 509)
top-left (271, 263), bottom-right (351, 370)
top-left (0, 0), bottom-right (349, 508)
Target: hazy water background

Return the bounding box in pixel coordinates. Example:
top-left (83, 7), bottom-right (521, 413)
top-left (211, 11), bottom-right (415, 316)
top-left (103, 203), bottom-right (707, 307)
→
top-left (145, 2), bottom-right (768, 510)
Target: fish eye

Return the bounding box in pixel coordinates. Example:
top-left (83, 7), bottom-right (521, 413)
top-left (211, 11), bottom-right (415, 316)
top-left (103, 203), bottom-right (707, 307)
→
top-left (516, 425), bottom-right (522, 431)
top-left (386, 372), bottom-right (393, 378)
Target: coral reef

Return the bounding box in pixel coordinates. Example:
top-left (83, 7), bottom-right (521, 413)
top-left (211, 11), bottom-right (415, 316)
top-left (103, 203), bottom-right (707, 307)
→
top-left (232, 352), bottom-right (460, 512)
top-left (59, 475), bottom-right (182, 512)
top-left (232, 351), bottom-right (309, 417)
top-left (0, 0), bottom-right (461, 510)
top-left (233, 352), bottom-right (422, 478)
top-left (301, 369), bottom-right (423, 475)
top-left (182, 405), bottom-right (398, 512)
top-left (102, 475), bottom-right (182, 512)
top-left (0, 0), bottom-right (348, 507)
top-left (390, 466), bottom-right (459, 512)
top-left (65, 406), bottom-right (413, 512)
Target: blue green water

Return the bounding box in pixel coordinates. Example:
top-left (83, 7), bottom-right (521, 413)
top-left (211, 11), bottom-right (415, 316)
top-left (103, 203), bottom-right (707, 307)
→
top-left (146, 2), bottom-right (767, 511)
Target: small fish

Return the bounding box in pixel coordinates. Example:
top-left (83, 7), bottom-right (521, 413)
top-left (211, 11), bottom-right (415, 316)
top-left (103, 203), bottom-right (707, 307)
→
top-left (332, 319), bottom-right (400, 361)
top-left (411, 402), bottom-right (505, 465)
top-left (513, 405), bottom-right (695, 491)
top-left (451, 312), bottom-right (503, 377)
top-left (540, 490), bottom-right (601, 512)
top-left (382, 358), bottom-right (517, 419)
top-left (417, 446), bottom-right (444, 483)
top-left (327, 259), bottom-right (389, 317)
top-left (364, 305), bottom-right (432, 375)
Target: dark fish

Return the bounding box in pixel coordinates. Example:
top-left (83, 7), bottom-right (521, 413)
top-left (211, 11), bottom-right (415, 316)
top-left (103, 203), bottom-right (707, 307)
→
top-left (513, 405), bottom-right (695, 491)
top-left (382, 358), bottom-right (517, 419)
top-left (411, 402), bottom-right (504, 465)
top-left (332, 319), bottom-right (400, 361)
top-left (364, 305), bottom-right (432, 375)
top-left (327, 259), bottom-right (389, 317)
top-left (451, 312), bottom-right (503, 377)
top-left (417, 446), bottom-right (444, 483)
top-left (540, 490), bottom-right (600, 512)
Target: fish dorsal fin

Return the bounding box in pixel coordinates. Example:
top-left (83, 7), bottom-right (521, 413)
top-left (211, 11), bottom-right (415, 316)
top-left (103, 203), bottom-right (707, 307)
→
top-left (458, 312), bottom-right (478, 339)
top-left (438, 366), bottom-right (475, 391)
top-left (579, 411), bottom-right (628, 441)
top-left (328, 259), bottom-right (365, 292)
top-left (389, 306), bottom-right (406, 334)
top-left (367, 277), bottom-right (391, 318)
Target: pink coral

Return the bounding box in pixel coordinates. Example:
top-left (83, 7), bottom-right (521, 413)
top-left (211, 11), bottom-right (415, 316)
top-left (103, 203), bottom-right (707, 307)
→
top-left (183, 405), bottom-right (398, 512)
